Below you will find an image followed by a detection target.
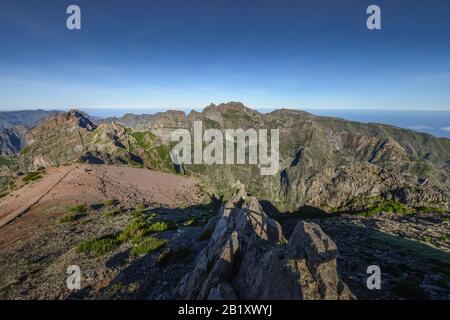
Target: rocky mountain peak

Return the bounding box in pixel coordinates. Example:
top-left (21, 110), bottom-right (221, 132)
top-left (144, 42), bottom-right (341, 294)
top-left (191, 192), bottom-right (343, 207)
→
top-left (61, 109), bottom-right (96, 131)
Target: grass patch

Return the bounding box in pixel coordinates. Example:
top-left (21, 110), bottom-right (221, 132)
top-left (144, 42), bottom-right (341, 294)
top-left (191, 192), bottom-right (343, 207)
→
top-left (77, 234), bottom-right (122, 257)
top-left (103, 199), bottom-right (119, 207)
top-left (356, 200), bottom-right (412, 217)
top-left (119, 219), bottom-right (176, 244)
top-left (0, 191), bottom-right (9, 198)
top-left (69, 204), bottom-right (87, 213)
top-left (104, 209), bottom-right (122, 218)
top-left (415, 206), bottom-right (445, 214)
top-left (130, 237), bottom-right (167, 256)
top-left (420, 235), bottom-right (433, 244)
top-left (77, 207), bottom-right (174, 257)
top-left (23, 171), bottom-right (43, 182)
top-left (147, 220), bottom-right (177, 232)
top-left (58, 212), bottom-right (87, 224)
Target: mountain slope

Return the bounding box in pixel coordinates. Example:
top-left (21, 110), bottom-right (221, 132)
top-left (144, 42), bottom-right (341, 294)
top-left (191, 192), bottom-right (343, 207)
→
top-left (0, 126), bottom-right (27, 155)
top-left (18, 103), bottom-right (450, 212)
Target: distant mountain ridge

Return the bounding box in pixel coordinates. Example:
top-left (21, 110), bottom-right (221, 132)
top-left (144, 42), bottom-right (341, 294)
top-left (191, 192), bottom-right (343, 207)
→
top-left (0, 109), bottom-right (61, 129)
top-left (3, 102), bottom-right (450, 213)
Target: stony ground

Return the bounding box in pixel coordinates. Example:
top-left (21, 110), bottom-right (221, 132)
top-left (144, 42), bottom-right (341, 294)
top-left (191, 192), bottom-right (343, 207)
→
top-left (0, 164), bottom-right (212, 299)
top-left (0, 164), bottom-right (448, 300)
top-left (282, 212), bottom-right (450, 300)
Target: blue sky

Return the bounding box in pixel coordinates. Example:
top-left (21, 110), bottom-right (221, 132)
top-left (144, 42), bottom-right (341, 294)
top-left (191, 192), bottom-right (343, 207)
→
top-left (0, 0), bottom-right (450, 110)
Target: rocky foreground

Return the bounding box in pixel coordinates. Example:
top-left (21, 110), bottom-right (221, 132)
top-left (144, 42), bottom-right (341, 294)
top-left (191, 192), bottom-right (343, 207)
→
top-left (175, 182), bottom-right (355, 300)
top-left (0, 169), bottom-right (448, 300)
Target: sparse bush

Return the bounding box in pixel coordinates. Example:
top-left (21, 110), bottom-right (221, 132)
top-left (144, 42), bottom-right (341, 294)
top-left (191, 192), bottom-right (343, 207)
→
top-left (182, 217), bottom-right (200, 227)
top-left (58, 212), bottom-right (87, 224)
top-left (147, 220), bottom-right (177, 232)
top-left (103, 199), bottom-right (119, 207)
top-left (104, 209), bottom-right (122, 218)
top-left (76, 211), bottom-right (173, 257)
top-left (69, 204), bottom-right (87, 213)
top-left (356, 200), bottom-right (412, 217)
top-left (415, 206), bottom-right (444, 214)
top-left (0, 191), bottom-right (9, 198)
top-left (23, 171), bottom-right (43, 182)
top-left (77, 234), bottom-right (121, 257)
top-left (420, 235), bottom-right (433, 244)
top-left (131, 237), bottom-right (167, 256)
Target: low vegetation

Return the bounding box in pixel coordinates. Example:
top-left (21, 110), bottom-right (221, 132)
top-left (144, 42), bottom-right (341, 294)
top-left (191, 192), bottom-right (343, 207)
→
top-left (0, 191), bottom-right (9, 198)
top-left (355, 200), bottom-right (412, 217)
top-left (130, 237), bottom-right (167, 256)
top-left (104, 209), bottom-right (122, 218)
top-left (58, 212), bottom-right (87, 224)
top-left (103, 199), bottom-right (119, 207)
top-left (415, 206), bottom-right (445, 214)
top-left (23, 171), bottom-right (44, 182)
top-left (77, 234), bottom-right (121, 256)
top-left (77, 207), bottom-right (174, 257)
top-left (69, 204), bottom-right (87, 213)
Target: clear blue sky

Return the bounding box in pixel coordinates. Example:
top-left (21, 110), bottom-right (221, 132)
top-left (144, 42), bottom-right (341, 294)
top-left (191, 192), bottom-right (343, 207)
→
top-left (1, 0), bottom-right (450, 110)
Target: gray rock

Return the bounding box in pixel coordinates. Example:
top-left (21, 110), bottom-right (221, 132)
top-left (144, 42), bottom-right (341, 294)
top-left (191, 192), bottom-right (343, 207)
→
top-left (175, 183), bottom-right (355, 300)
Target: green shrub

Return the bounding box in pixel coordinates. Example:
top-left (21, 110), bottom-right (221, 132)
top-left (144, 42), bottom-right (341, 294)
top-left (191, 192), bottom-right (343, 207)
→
top-left (104, 209), bottom-right (122, 218)
top-left (182, 217), bottom-right (201, 227)
top-left (103, 199), bottom-right (119, 207)
top-left (0, 191), bottom-right (9, 199)
top-left (23, 171), bottom-right (43, 182)
top-left (356, 200), bottom-right (412, 217)
top-left (118, 219), bottom-right (175, 244)
top-left (420, 236), bottom-right (433, 244)
top-left (77, 234), bottom-right (121, 257)
top-left (147, 220), bottom-right (177, 232)
top-left (69, 204), bottom-right (86, 213)
top-left (415, 206), bottom-right (444, 214)
top-left (131, 237), bottom-right (167, 256)
top-left (58, 212), bottom-right (87, 224)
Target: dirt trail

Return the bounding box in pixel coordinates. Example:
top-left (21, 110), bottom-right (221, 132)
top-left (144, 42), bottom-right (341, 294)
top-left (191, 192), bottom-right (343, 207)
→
top-left (0, 164), bottom-right (204, 230)
top-left (0, 166), bottom-right (75, 229)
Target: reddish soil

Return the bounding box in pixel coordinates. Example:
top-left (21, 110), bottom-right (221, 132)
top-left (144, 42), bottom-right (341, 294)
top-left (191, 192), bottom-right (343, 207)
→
top-left (0, 164), bottom-right (204, 248)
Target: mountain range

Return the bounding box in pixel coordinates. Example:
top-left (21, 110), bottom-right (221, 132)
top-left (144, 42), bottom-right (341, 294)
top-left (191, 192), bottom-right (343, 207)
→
top-left (2, 102), bottom-right (448, 213)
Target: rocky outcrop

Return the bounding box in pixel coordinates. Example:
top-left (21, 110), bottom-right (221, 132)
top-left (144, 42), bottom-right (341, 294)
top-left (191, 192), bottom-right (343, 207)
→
top-left (175, 183), bottom-right (355, 300)
top-left (20, 110), bottom-right (97, 169)
top-left (19, 110), bottom-right (175, 173)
